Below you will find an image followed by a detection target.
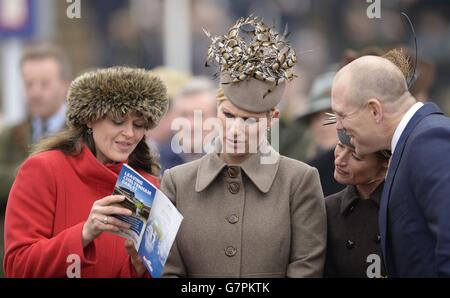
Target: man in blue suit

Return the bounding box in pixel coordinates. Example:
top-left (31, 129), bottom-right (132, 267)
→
top-left (330, 55), bottom-right (450, 277)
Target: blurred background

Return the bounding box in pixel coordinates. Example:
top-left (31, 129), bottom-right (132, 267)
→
top-left (1, 0), bottom-right (449, 126)
top-left (0, 0), bottom-right (449, 277)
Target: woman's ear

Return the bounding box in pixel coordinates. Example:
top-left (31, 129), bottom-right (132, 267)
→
top-left (86, 122), bottom-right (93, 129)
top-left (267, 109), bottom-right (280, 128)
top-left (272, 109), bottom-right (280, 119)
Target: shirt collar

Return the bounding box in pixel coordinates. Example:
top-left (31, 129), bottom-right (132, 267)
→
top-left (32, 104), bottom-right (67, 142)
top-left (47, 104), bottom-right (67, 132)
top-left (391, 102), bottom-right (423, 154)
top-left (340, 182), bottom-right (384, 215)
top-left (195, 138), bottom-right (280, 193)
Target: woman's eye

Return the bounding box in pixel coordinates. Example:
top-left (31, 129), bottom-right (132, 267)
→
top-left (133, 123), bottom-right (145, 128)
top-left (224, 112), bottom-right (234, 118)
top-left (245, 118), bottom-right (257, 125)
top-left (112, 119), bottom-right (124, 125)
top-left (352, 154), bottom-right (362, 161)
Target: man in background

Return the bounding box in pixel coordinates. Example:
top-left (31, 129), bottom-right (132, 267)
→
top-left (0, 43), bottom-right (71, 276)
top-left (158, 77), bottom-right (217, 173)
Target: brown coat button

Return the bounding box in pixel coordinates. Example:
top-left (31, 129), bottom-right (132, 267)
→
top-left (227, 214), bottom-right (239, 224)
top-left (228, 182), bottom-right (240, 194)
top-left (225, 246), bottom-right (237, 257)
top-left (227, 166), bottom-right (239, 178)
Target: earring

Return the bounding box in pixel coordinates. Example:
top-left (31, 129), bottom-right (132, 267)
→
top-left (267, 127), bottom-right (271, 144)
top-left (87, 128), bottom-right (93, 135)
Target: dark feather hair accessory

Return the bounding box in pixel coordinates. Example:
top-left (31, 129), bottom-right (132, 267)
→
top-left (204, 15), bottom-right (297, 85)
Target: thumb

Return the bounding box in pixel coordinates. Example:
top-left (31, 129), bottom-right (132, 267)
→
top-left (125, 240), bottom-right (146, 276)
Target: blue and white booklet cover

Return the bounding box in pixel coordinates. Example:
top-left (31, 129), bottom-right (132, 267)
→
top-left (113, 164), bottom-right (183, 277)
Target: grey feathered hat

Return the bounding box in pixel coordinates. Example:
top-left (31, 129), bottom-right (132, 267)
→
top-left (205, 16), bottom-right (297, 112)
top-left (66, 66), bottom-right (168, 129)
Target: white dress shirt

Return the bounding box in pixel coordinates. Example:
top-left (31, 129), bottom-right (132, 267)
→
top-left (32, 104), bottom-right (67, 143)
top-left (391, 102), bottom-right (424, 154)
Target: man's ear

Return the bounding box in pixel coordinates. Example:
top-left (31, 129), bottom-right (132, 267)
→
top-left (367, 98), bottom-right (383, 124)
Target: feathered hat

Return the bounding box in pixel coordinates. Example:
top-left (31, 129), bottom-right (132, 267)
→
top-left (66, 67), bottom-right (168, 129)
top-left (204, 16), bottom-right (297, 112)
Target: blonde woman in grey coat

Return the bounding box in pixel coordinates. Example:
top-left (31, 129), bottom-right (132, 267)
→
top-left (161, 16), bottom-right (326, 278)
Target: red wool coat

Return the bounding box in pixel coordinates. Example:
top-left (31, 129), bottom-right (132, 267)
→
top-left (3, 146), bottom-right (160, 277)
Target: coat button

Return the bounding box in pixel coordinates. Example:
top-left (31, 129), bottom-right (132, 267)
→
top-left (225, 246), bottom-right (237, 257)
top-left (228, 182), bottom-right (240, 194)
top-left (375, 234), bottom-right (381, 244)
top-left (227, 166), bottom-right (239, 178)
top-left (227, 214), bottom-right (239, 224)
top-left (346, 240), bottom-right (355, 250)
top-left (349, 205), bottom-right (355, 213)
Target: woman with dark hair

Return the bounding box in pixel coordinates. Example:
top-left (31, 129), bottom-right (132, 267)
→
top-left (324, 129), bottom-right (389, 278)
top-left (3, 67), bottom-right (168, 277)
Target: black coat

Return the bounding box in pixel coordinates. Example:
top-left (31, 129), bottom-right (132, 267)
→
top-left (324, 184), bottom-right (387, 278)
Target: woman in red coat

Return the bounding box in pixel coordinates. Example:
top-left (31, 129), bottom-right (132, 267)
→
top-left (3, 67), bottom-right (168, 277)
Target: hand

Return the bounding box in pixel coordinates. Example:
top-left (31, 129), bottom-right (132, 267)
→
top-left (125, 239), bottom-right (147, 277)
top-left (82, 195), bottom-right (132, 247)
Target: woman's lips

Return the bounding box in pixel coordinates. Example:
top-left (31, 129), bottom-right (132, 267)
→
top-left (226, 138), bottom-right (244, 144)
top-left (115, 141), bottom-right (132, 151)
top-left (335, 166), bottom-right (349, 176)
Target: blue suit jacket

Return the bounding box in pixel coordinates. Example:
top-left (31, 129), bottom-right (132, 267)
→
top-left (379, 103), bottom-right (450, 277)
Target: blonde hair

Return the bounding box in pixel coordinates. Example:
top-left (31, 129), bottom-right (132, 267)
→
top-left (216, 87), bottom-right (227, 105)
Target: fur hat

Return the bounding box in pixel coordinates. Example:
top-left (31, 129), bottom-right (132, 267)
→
top-left (205, 16), bottom-right (297, 112)
top-left (66, 67), bottom-right (168, 129)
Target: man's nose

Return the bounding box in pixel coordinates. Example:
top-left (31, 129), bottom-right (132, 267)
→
top-left (335, 118), bottom-right (344, 130)
top-left (28, 84), bottom-right (42, 97)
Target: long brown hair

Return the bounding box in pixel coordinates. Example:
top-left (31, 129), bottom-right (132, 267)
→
top-left (31, 126), bottom-right (161, 176)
